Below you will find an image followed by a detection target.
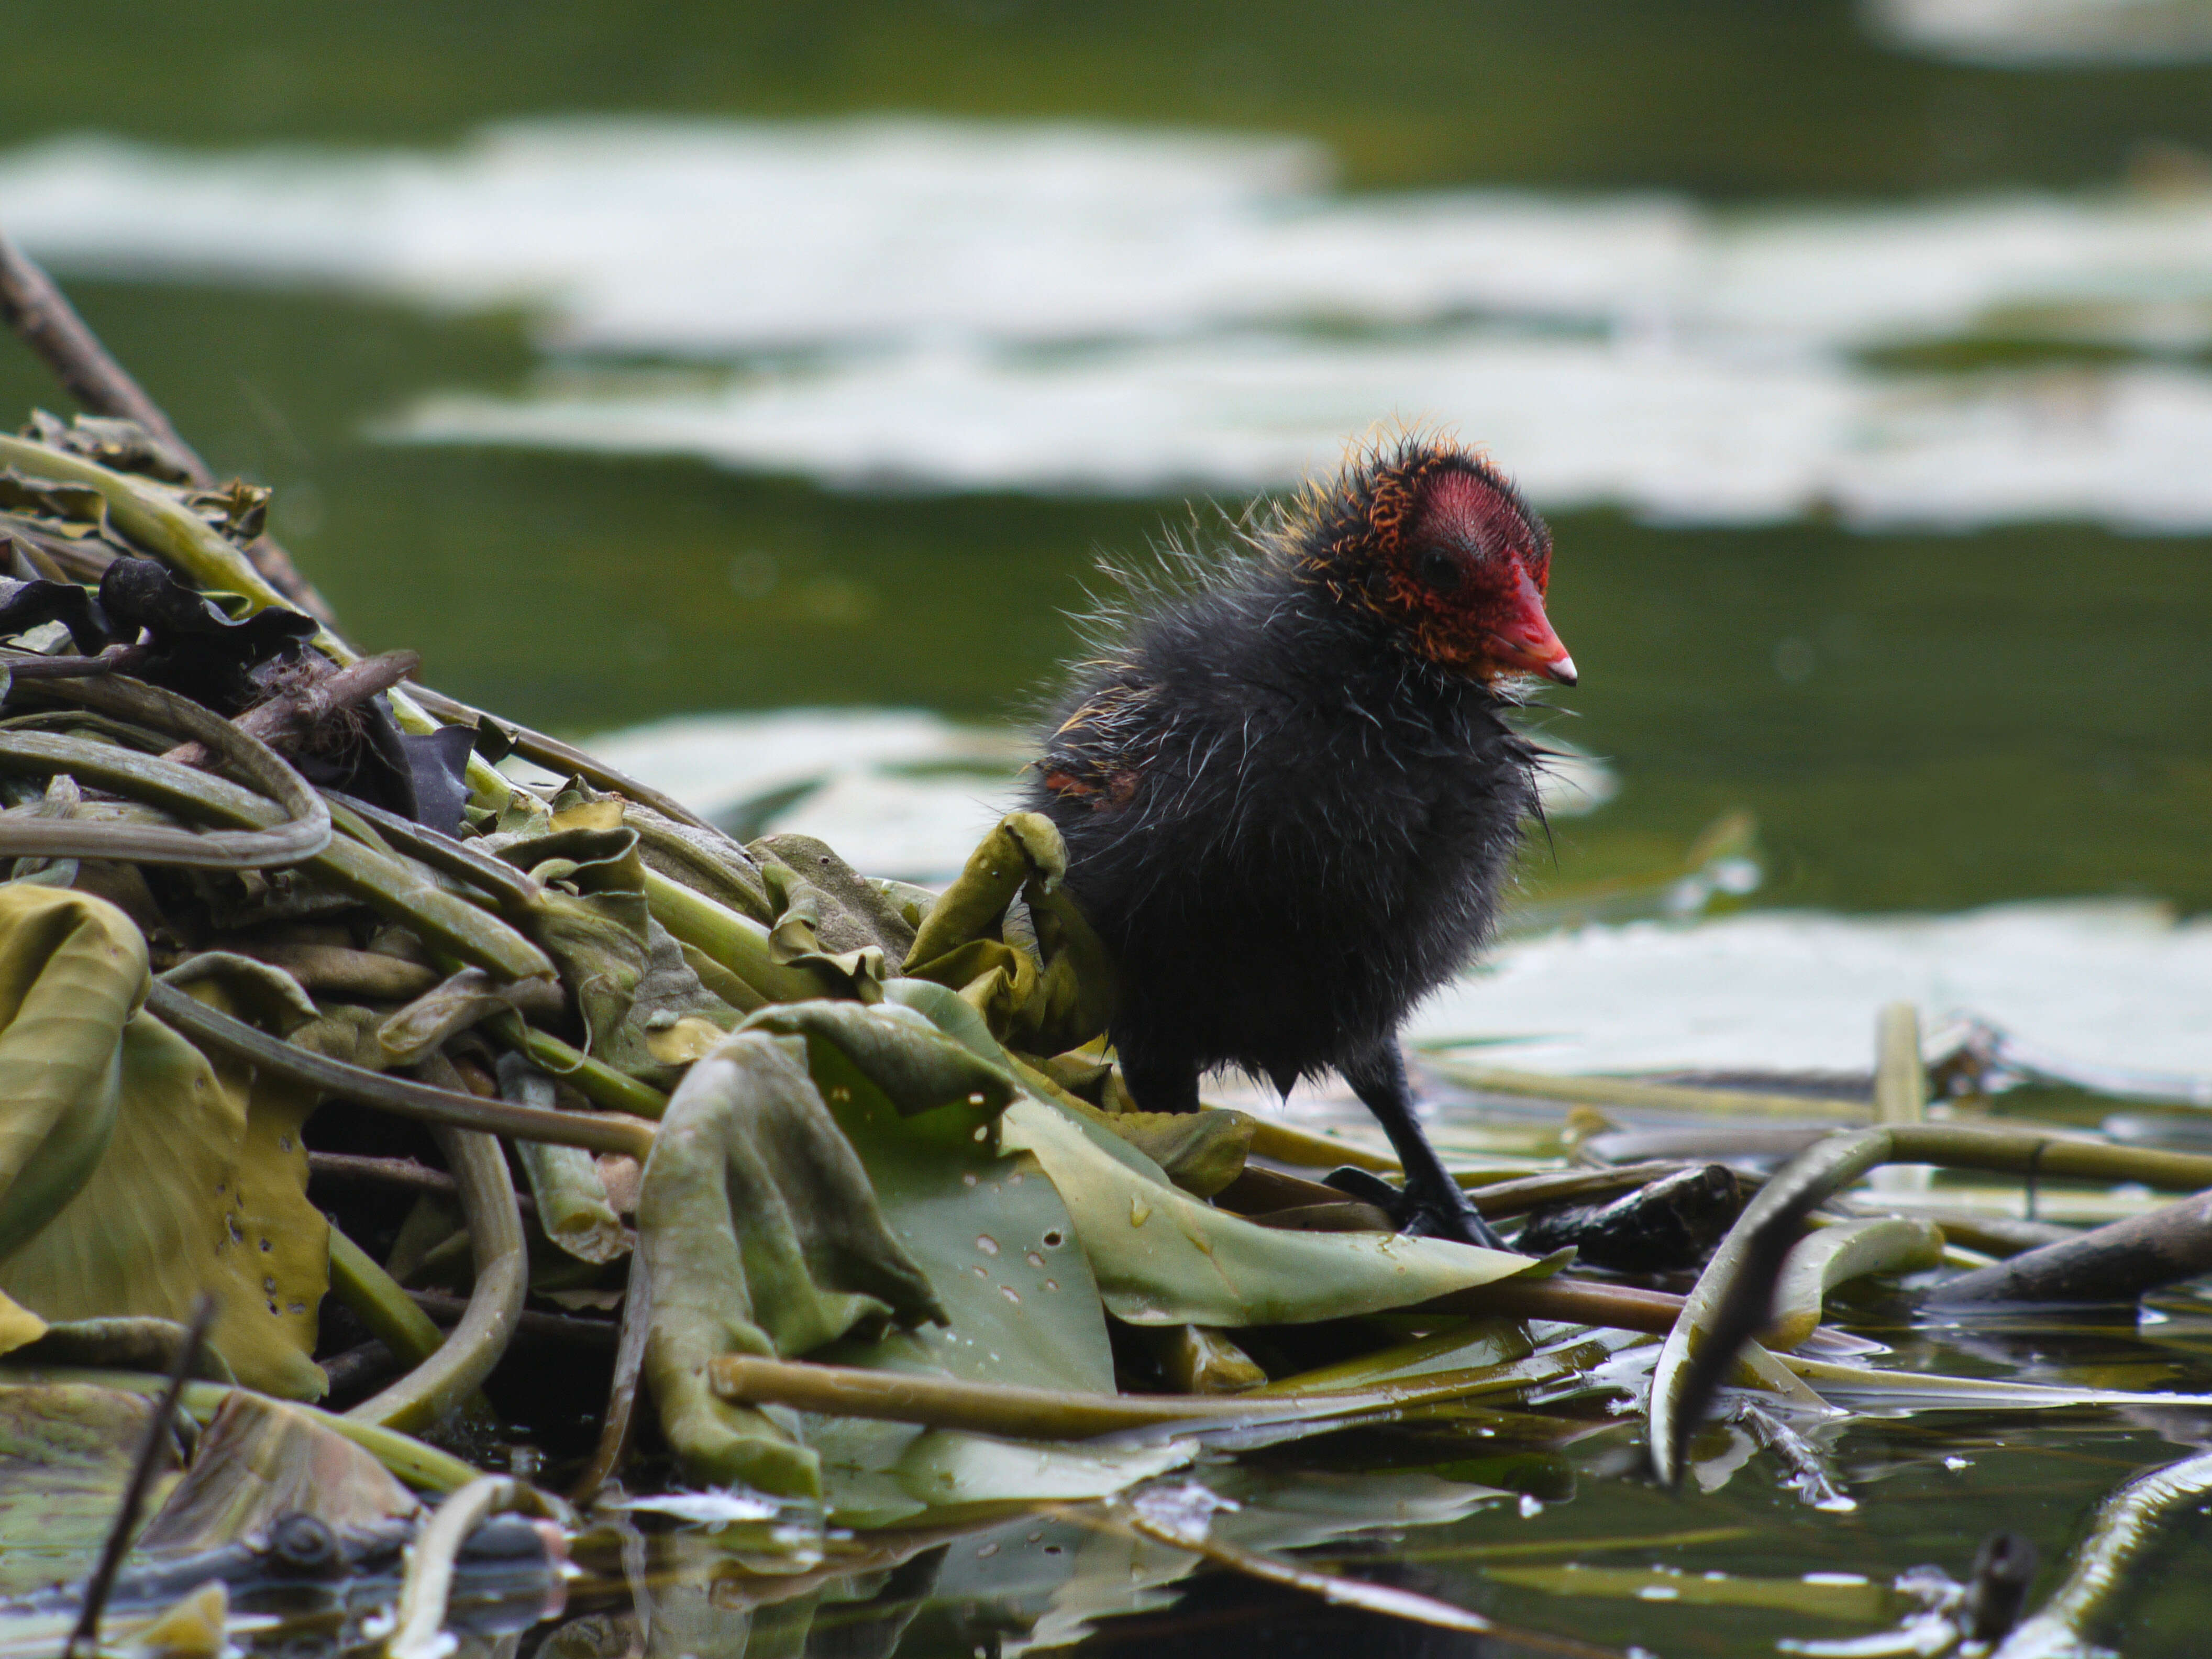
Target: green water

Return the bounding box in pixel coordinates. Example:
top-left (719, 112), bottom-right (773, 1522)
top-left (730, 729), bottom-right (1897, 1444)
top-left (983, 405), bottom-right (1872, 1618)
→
top-left (0, 279), bottom-right (2205, 914)
top-left (3, 5), bottom-right (2212, 1654)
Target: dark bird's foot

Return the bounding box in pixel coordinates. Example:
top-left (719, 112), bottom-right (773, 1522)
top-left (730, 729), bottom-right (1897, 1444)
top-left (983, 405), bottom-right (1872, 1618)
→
top-left (1323, 1165), bottom-right (1507, 1249)
top-left (1340, 1045), bottom-right (1510, 1251)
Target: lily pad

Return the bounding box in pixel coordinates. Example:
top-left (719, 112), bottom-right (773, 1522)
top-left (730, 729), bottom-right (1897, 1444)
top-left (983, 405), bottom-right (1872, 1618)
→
top-left (878, 976), bottom-right (1546, 1328)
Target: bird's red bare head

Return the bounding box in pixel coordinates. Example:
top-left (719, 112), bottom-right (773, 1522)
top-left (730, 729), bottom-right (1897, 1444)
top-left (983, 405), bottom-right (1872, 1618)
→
top-left (1286, 439), bottom-right (1575, 685)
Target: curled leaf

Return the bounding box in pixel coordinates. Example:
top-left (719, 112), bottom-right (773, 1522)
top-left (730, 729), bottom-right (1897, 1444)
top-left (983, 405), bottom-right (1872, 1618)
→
top-left (638, 1031), bottom-right (942, 1498)
top-left (903, 813), bottom-right (1116, 1055)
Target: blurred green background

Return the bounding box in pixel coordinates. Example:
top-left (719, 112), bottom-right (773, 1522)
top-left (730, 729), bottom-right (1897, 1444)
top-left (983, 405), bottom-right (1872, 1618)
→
top-left (1, 0), bottom-right (2207, 913)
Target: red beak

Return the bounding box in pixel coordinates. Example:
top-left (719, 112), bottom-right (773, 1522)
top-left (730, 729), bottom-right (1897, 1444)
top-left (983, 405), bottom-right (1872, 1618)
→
top-left (1487, 565), bottom-right (1577, 685)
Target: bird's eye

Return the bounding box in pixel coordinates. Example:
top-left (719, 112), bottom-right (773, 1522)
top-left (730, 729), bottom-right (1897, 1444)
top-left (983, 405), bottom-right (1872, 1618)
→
top-left (1418, 547), bottom-right (1463, 593)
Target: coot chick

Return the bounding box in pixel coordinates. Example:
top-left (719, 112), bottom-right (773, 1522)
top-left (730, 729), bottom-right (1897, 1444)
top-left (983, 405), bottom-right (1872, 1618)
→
top-left (1025, 437), bottom-right (1575, 1248)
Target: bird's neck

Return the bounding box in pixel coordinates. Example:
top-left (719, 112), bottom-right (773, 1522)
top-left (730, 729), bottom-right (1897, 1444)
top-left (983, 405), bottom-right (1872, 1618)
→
top-left (1244, 567), bottom-right (1504, 724)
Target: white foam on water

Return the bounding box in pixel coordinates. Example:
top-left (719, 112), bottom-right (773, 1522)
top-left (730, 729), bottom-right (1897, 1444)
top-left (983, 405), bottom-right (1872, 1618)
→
top-left (1409, 899), bottom-right (2212, 1077)
top-left (16, 120), bottom-right (2212, 521)
top-left (1865, 0), bottom-right (2212, 64)
top-left (392, 336), bottom-right (2212, 527)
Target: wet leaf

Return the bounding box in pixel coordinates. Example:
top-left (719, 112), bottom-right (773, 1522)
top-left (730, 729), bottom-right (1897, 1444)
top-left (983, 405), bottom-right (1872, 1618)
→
top-left (137, 1388), bottom-right (422, 1551)
top-left (693, 994), bottom-right (1129, 1520)
top-left (637, 1030), bottom-right (943, 1499)
top-left (0, 931), bottom-right (329, 1399)
top-left (0, 1381), bottom-right (180, 1596)
top-left (998, 1099), bottom-right (1539, 1329)
top-left (902, 813), bottom-right (1115, 1056)
top-left (880, 973), bottom-right (1547, 1326)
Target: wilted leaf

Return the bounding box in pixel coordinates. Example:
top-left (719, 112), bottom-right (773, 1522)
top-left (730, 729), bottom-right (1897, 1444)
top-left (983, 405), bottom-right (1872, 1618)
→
top-left (0, 884), bottom-right (152, 1350)
top-left (739, 1000), bottom-right (1018, 1120)
top-left (903, 813), bottom-right (1115, 1057)
top-left (752, 833), bottom-right (915, 959)
top-left (495, 799), bottom-right (737, 1089)
top-left (0, 930), bottom-right (329, 1399)
top-left (638, 1031), bottom-right (943, 1499)
top-left (137, 1388), bottom-right (422, 1552)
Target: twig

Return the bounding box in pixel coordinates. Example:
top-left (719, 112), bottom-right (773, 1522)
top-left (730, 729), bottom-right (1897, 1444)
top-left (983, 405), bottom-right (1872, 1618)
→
top-left (64, 1293), bottom-right (215, 1658)
top-left (159, 650), bottom-right (421, 769)
top-left (0, 229), bottom-right (336, 622)
top-left (308, 1151), bottom-right (540, 1219)
top-left (0, 233), bottom-right (201, 473)
top-left (408, 1289), bottom-right (616, 1348)
top-left (1425, 1275), bottom-right (1684, 1335)
top-left (710, 1351), bottom-right (1573, 1441)
top-left (1929, 1189), bottom-right (2212, 1308)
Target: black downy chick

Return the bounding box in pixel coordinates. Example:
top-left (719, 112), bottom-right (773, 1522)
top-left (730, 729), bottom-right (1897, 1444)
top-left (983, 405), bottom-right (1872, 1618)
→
top-left (1025, 438), bottom-right (1576, 1248)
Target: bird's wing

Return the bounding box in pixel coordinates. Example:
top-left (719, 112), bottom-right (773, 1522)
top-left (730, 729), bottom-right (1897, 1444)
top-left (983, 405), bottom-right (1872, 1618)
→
top-left (1038, 669), bottom-right (1156, 811)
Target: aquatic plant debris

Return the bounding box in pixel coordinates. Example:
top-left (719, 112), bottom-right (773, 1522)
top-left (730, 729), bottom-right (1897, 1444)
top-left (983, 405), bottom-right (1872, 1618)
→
top-left (0, 238), bottom-right (2207, 1659)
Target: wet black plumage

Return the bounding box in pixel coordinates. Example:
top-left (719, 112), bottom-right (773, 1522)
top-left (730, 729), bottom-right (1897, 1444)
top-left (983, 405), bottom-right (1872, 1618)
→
top-left (1023, 437), bottom-right (1576, 1246)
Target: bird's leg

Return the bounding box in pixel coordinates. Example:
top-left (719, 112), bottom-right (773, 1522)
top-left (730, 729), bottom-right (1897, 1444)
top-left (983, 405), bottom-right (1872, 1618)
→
top-left (1341, 1044), bottom-right (1507, 1250)
top-left (1118, 1054), bottom-right (1202, 1115)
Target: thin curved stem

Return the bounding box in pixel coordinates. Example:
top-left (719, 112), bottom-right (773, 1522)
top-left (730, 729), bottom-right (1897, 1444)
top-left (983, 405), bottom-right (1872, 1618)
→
top-left (0, 673), bottom-right (331, 867)
top-left (9, 729), bottom-right (548, 978)
top-left (144, 982), bottom-right (654, 1159)
top-left (384, 1475), bottom-right (563, 1659)
top-left (0, 733), bottom-right (328, 868)
top-left (350, 1124), bottom-right (527, 1434)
